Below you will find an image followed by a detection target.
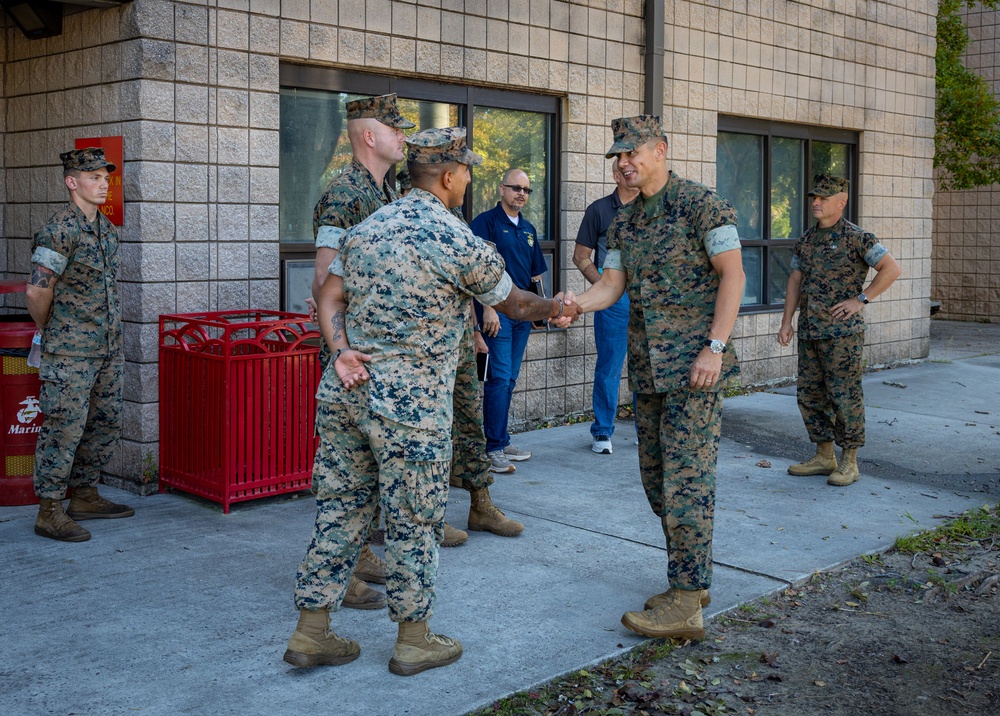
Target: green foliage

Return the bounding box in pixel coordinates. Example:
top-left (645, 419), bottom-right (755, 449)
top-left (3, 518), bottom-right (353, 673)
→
top-left (893, 504), bottom-right (1000, 554)
top-left (936, 0), bottom-right (1000, 190)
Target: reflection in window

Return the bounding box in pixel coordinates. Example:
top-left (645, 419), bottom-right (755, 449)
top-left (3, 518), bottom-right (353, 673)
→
top-left (279, 89), bottom-right (362, 246)
top-left (717, 119), bottom-right (857, 310)
top-left (770, 137), bottom-right (804, 240)
top-left (769, 246), bottom-right (793, 305)
top-left (279, 91), bottom-right (460, 246)
top-left (471, 106), bottom-right (549, 242)
top-left (812, 141), bottom-right (849, 180)
top-left (741, 246), bottom-right (762, 305)
top-left (717, 132), bottom-right (763, 241)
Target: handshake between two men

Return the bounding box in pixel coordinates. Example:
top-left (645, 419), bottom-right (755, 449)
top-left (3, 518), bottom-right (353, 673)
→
top-left (331, 284), bottom-right (584, 392)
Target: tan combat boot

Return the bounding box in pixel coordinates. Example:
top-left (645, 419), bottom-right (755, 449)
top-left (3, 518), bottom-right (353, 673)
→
top-left (827, 447), bottom-right (860, 486)
top-left (787, 441), bottom-right (837, 476)
top-left (66, 487), bottom-right (135, 520)
top-left (355, 544), bottom-right (387, 584)
top-left (621, 588), bottom-right (705, 640)
top-left (283, 609), bottom-right (360, 668)
top-left (388, 621), bottom-right (463, 676)
top-left (644, 587), bottom-right (711, 611)
top-left (467, 487), bottom-right (523, 537)
top-left (342, 575), bottom-right (386, 610)
top-left (441, 522), bottom-right (468, 547)
top-left (34, 498), bottom-right (91, 542)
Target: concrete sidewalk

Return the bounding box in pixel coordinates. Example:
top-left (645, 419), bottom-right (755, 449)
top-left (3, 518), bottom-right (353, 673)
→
top-left (1, 319), bottom-right (998, 716)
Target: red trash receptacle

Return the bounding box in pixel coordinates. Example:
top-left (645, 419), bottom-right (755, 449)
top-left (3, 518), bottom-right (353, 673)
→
top-left (0, 280), bottom-right (43, 506)
top-left (158, 310), bottom-right (320, 513)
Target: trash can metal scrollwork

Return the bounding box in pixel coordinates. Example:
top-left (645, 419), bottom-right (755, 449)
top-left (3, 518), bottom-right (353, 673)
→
top-left (158, 311), bottom-right (320, 513)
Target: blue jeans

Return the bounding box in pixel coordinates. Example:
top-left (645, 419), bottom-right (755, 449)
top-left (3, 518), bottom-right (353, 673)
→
top-left (483, 314), bottom-right (532, 453)
top-left (591, 291), bottom-right (629, 438)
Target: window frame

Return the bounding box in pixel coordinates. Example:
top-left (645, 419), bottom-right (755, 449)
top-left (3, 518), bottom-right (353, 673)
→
top-left (717, 116), bottom-right (859, 313)
top-left (277, 63), bottom-right (563, 309)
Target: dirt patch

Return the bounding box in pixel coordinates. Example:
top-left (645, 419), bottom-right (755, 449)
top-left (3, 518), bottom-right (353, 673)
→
top-left (473, 507), bottom-right (1000, 716)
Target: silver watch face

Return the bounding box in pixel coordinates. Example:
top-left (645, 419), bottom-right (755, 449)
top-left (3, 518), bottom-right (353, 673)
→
top-left (709, 339), bottom-right (725, 354)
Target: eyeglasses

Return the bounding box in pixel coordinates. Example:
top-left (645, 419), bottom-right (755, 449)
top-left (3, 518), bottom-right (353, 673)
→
top-left (502, 184), bottom-right (533, 194)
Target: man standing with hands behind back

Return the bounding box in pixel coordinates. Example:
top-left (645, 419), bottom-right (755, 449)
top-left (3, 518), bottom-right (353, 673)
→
top-left (777, 174), bottom-right (901, 487)
top-left (573, 158), bottom-right (639, 455)
top-left (26, 147), bottom-right (134, 542)
top-left (559, 116), bottom-right (744, 641)
top-left (310, 93), bottom-right (415, 606)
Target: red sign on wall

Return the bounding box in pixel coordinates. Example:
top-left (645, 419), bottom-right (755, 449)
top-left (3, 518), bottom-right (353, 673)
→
top-left (74, 135), bottom-right (123, 226)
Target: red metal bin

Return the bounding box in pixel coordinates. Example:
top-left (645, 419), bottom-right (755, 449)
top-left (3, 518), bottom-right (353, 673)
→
top-left (0, 279), bottom-right (43, 506)
top-left (158, 310), bottom-right (320, 513)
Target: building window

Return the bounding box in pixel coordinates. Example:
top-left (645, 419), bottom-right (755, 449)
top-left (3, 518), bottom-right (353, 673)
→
top-left (278, 65), bottom-right (561, 314)
top-left (716, 117), bottom-right (858, 311)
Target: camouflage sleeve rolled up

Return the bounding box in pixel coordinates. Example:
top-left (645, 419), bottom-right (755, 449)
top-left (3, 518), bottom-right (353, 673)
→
top-left (312, 160), bottom-right (398, 250)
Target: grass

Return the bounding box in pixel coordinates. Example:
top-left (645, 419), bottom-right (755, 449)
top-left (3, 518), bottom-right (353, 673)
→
top-left (893, 504), bottom-right (1000, 554)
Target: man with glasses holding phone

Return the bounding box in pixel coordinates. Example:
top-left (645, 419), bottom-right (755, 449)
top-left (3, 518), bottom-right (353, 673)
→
top-left (471, 169), bottom-right (547, 473)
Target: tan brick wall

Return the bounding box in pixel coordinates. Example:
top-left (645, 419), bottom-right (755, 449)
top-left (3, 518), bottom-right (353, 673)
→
top-left (1, 0), bottom-right (938, 486)
top-left (658, 0), bottom-right (936, 385)
top-left (931, 5), bottom-right (1000, 324)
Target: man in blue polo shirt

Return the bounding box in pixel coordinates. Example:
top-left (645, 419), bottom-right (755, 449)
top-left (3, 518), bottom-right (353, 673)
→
top-left (471, 168), bottom-right (547, 473)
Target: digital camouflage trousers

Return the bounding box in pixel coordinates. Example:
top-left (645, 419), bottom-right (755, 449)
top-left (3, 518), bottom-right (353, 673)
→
top-left (296, 400), bottom-right (450, 622)
top-left (635, 389), bottom-right (721, 591)
top-left (796, 333), bottom-right (865, 448)
top-left (33, 353), bottom-right (123, 500)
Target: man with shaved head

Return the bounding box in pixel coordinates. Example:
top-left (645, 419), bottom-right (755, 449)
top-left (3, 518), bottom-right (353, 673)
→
top-left (309, 93), bottom-right (415, 609)
top-left (777, 174), bottom-right (901, 487)
top-left (470, 168), bottom-right (547, 473)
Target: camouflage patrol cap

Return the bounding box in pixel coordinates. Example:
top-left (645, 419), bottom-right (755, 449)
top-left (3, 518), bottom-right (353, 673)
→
top-left (344, 93), bottom-right (415, 129)
top-left (396, 165), bottom-right (411, 192)
top-left (605, 115), bottom-right (667, 158)
top-left (405, 127), bottom-right (483, 166)
top-left (60, 147), bottom-right (116, 173)
top-left (808, 174), bottom-right (849, 197)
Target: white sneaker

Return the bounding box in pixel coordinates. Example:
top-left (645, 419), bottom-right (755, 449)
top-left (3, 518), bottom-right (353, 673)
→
top-left (592, 436), bottom-right (613, 454)
top-left (503, 445), bottom-right (531, 461)
top-left (488, 450), bottom-right (515, 473)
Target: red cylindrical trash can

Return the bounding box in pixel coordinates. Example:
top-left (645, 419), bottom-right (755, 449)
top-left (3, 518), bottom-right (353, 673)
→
top-left (0, 280), bottom-right (43, 506)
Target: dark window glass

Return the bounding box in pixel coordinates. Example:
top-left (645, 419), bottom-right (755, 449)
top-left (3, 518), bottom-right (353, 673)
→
top-left (717, 118), bottom-right (858, 310)
top-left (277, 67), bottom-right (560, 313)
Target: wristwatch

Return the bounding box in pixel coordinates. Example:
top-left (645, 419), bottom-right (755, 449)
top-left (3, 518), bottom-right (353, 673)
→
top-left (333, 348), bottom-right (346, 363)
top-left (857, 292), bottom-right (870, 304)
top-left (706, 339), bottom-right (727, 354)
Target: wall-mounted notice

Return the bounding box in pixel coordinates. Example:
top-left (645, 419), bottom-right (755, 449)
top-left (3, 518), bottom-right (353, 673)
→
top-left (74, 135), bottom-right (123, 226)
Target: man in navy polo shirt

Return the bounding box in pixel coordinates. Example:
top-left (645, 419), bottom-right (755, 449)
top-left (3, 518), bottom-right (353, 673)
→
top-left (471, 168), bottom-right (547, 473)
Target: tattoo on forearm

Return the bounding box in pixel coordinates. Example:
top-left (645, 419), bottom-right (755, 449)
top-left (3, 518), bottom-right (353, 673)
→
top-left (330, 309), bottom-right (346, 343)
top-left (29, 265), bottom-right (55, 288)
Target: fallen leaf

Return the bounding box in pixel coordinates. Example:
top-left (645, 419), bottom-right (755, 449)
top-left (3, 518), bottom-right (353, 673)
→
top-left (845, 601), bottom-right (860, 607)
top-left (893, 654), bottom-right (909, 664)
top-left (836, 659), bottom-right (848, 665)
top-left (814, 680), bottom-right (827, 687)
top-left (756, 459), bottom-right (772, 468)
top-left (758, 618), bottom-right (777, 628)
top-left (760, 652), bottom-right (780, 668)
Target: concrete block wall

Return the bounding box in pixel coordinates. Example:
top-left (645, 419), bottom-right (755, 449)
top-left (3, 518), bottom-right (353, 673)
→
top-left (931, 4), bottom-right (1000, 324)
top-left (656, 0), bottom-right (937, 386)
top-left (1, 0), bottom-right (940, 488)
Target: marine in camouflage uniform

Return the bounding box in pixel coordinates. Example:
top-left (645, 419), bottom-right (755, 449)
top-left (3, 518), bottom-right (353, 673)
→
top-left (398, 164), bottom-right (519, 543)
top-left (27, 147), bottom-right (134, 543)
top-left (568, 116), bottom-right (745, 640)
top-left (287, 128), bottom-right (565, 674)
top-left (778, 174), bottom-right (901, 487)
